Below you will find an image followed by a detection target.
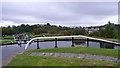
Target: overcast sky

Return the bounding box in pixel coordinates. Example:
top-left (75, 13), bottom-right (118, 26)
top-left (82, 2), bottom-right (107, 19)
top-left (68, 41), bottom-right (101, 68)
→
top-left (1, 1), bottom-right (118, 27)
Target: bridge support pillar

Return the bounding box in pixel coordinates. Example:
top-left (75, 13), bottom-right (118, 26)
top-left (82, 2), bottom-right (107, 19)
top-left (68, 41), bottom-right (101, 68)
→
top-left (55, 38), bottom-right (58, 48)
top-left (86, 38), bottom-right (89, 47)
top-left (71, 37), bottom-right (74, 47)
top-left (37, 39), bottom-right (40, 49)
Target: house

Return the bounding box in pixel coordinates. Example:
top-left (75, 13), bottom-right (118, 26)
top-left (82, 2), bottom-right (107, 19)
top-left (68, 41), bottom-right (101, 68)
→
top-left (85, 26), bottom-right (100, 33)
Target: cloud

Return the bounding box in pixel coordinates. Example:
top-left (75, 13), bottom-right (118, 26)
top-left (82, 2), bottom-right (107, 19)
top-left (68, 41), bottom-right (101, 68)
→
top-left (0, 20), bottom-right (46, 27)
top-left (1, 2), bottom-right (118, 27)
top-left (2, 0), bottom-right (120, 2)
top-left (0, 20), bottom-right (19, 27)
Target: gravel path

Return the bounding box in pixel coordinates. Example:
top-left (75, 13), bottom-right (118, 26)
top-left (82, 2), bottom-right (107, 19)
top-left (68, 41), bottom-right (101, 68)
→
top-left (29, 52), bottom-right (120, 62)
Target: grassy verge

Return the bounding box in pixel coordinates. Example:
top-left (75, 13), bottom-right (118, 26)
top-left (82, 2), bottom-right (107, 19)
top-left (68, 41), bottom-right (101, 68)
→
top-left (7, 55), bottom-right (117, 66)
top-left (26, 47), bottom-right (119, 58)
top-left (3, 36), bottom-right (14, 39)
top-left (0, 36), bottom-right (14, 39)
top-left (0, 36), bottom-right (14, 45)
top-left (0, 39), bottom-right (14, 45)
top-left (7, 47), bottom-right (119, 66)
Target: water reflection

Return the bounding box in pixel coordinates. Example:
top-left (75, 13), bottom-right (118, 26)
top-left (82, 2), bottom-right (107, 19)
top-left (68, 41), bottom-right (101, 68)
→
top-left (73, 39), bottom-right (86, 45)
top-left (73, 39), bottom-right (118, 49)
top-left (100, 42), bottom-right (114, 49)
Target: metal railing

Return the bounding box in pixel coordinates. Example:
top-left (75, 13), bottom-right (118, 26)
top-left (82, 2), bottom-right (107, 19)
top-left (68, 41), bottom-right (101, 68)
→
top-left (25, 35), bottom-right (120, 50)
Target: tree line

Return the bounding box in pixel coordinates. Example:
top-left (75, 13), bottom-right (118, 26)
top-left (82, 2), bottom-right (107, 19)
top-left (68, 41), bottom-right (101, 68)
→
top-left (1, 23), bottom-right (87, 36)
top-left (1, 22), bottom-right (120, 39)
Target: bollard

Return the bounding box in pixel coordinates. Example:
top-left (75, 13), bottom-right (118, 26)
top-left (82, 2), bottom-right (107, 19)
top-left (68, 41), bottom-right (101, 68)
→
top-left (86, 38), bottom-right (89, 47)
top-left (100, 41), bottom-right (102, 48)
top-left (71, 37), bottom-right (74, 47)
top-left (55, 38), bottom-right (58, 48)
top-left (37, 39), bottom-right (40, 49)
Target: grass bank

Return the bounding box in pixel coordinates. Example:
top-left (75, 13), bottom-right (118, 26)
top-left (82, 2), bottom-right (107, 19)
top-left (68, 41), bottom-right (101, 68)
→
top-left (0, 36), bottom-right (15, 45)
top-left (7, 47), bottom-right (119, 66)
top-left (7, 55), bottom-right (117, 66)
top-left (0, 39), bottom-right (15, 45)
top-left (26, 47), bottom-right (119, 58)
top-left (2, 36), bottom-right (14, 39)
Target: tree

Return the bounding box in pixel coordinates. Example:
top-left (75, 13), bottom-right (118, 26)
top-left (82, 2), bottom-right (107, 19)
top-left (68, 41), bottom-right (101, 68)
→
top-left (104, 21), bottom-right (115, 38)
top-left (97, 21), bottom-right (118, 39)
top-left (72, 27), bottom-right (86, 35)
top-left (89, 31), bottom-right (100, 37)
top-left (113, 28), bottom-right (118, 38)
top-left (33, 28), bottom-right (47, 35)
top-left (2, 27), bottom-right (14, 35)
top-left (33, 28), bottom-right (42, 35)
top-left (46, 23), bottom-right (51, 26)
top-left (49, 29), bottom-right (57, 34)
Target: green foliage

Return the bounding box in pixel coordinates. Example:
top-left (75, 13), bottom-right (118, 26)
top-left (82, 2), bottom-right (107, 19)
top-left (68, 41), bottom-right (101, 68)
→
top-left (33, 28), bottom-right (47, 35)
top-left (89, 31), bottom-right (99, 37)
top-left (104, 22), bottom-right (115, 38)
top-left (90, 21), bottom-right (120, 39)
top-left (1, 21), bottom-right (119, 40)
top-left (1, 23), bottom-right (86, 36)
top-left (2, 27), bottom-right (14, 35)
top-left (72, 27), bottom-right (86, 35)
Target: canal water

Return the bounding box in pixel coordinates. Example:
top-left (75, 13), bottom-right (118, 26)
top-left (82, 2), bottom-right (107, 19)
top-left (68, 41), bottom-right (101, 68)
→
top-left (2, 40), bottom-right (120, 66)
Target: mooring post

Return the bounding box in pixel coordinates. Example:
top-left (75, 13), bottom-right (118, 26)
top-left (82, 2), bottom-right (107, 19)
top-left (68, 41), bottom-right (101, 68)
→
top-left (37, 39), bottom-right (40, 49)
top-left (86, 38), bottom-right (89, 47)
top-left (71, 37), bottom-right (74, 47)
top-left (100, 41), bottom-right (102, 48)
top-left (55, 38), bottom-right (58, 48)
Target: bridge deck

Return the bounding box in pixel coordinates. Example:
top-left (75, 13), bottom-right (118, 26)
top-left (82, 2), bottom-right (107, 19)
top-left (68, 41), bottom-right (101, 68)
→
top-left (25, 35), bottom-right (120, 49)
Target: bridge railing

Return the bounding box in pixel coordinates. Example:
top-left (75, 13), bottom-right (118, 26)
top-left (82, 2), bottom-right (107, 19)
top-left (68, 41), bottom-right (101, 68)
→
top-left (25, 35), bottom-right (120, 50)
